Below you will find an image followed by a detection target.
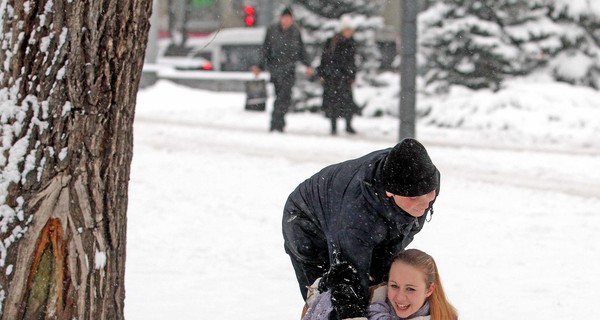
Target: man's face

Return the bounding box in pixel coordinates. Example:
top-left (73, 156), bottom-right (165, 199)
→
top-left (280, 15), bottom-right (293, 29)
top-left (386, 190), bottom-right (436, 217)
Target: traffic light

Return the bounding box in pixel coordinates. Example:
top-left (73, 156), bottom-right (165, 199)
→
top-left (244, 5), bottom-right (256, 27)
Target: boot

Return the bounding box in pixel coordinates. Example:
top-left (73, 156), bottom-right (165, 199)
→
top-left (331, 118), bottom-right (337, 135)
top-left (345, 118), bottom-right (356, 134)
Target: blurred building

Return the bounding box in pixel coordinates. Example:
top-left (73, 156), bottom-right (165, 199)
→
top-left (155, 0), bottom-right (280, 36)
top-left (156, 0), bottom-right (401, 37)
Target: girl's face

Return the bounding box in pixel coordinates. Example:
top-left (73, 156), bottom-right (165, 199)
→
top-left (387, 261), bottom-right (434, 318)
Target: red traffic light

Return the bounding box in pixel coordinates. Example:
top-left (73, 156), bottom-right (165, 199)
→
top-left (244, 5), bottom-right (256, 26)
top-left (244, 5), bottom-right (255, 15)
top-left (245, 15), bottom-right (255, 26)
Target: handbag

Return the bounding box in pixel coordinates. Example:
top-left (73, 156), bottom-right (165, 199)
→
top-left (245, 79), bottom-right (267, 111)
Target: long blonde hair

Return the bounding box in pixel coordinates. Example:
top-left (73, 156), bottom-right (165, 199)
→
top-left (391, 249), bottom-right (458, 320)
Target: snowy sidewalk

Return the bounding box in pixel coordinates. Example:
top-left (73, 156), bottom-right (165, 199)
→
top-left (124, 81), bottom-right (600, 319)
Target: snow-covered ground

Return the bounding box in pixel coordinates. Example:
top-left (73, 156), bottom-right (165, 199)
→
top-left (125, 79), bottom-right (600, 319)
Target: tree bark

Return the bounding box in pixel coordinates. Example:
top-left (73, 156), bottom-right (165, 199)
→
top-left (0, 0), bottom-right (152, 319)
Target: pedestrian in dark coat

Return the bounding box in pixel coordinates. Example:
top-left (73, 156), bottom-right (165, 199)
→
top-left (251, 7), bottom-right (313, 133)
top-left (318, 15), bottom-right (358, 135)
top-left (282, 138), bottom-right (441, 320)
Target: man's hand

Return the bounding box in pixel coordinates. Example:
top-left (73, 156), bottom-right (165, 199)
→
top-left (305, 66), bottom-right (314, 76)
top-left (331, 284), bottom-right (367, 320)
top-left (319, 262), bottom-right (367, 320)
top-left (320, 261), bottom-right (361, 290)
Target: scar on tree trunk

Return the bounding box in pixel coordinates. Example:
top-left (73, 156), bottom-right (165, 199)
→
top-left (22, 217), bottom-right (73, 319)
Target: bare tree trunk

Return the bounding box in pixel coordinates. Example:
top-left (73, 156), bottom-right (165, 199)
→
top-left (0, 0), bottom-right (152, 319)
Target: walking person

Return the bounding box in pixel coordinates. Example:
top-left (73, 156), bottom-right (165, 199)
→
top-left (282, 138), bottom-right (441, 319)
top-left (251, 7), bottom-right (313, 133)
top-left (317, 15), bottom-right (358, 135)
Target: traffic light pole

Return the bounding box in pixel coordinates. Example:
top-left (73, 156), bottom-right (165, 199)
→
top-left (399, 0), bottom-right (418, 140)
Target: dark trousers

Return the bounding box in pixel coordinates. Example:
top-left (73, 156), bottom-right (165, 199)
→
top-left (271, 73), bottom-right (294, 131)
top-left (287, 249), bottom-right (328, 301)
top-left (282, 200), bottom-right (329, 301)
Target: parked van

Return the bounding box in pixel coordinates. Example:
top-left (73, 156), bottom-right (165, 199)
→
top-left (158, 27), bottom-right (266, 72)
top-left (193, 27), bottom-right (265, 72)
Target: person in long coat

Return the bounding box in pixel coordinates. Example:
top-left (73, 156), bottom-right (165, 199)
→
top-left (251, 7), bottom-right (313, 133)
top-left (318, 15), bottom-right (358, 135)
top-left (282, 138), bottom-right (441, 319)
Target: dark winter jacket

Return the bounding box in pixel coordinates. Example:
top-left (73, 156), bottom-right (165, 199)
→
top-left (282, 149), bottom-right (440, 297)
top-left (318, 34), bottom-right (358, 118)
top-left (258, 23), bottom-right (310, 79)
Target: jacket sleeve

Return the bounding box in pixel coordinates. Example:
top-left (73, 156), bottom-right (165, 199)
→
top-left (347, 40), bottom-right (357, 80)
top-left (258, 27), bottom-right (272, 69)
top-left (303, 290), bottom-right (334, 320)
top-left (297, 29), bottom-right (311, 67)
top-left (335, 227), bottom-right (379, 297)
top-left (317, 38), bottom-right (332, 77)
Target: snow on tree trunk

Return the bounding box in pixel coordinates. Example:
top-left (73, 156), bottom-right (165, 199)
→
top-left (0, 0), bottom-right (151, 319)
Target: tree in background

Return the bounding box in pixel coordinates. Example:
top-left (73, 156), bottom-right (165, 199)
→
top-left (419, 0), bottom-right (559, 92)
top-left (0, 0), bottom-right (151, 318)
top-left (419, 0), bottom-right (600, 93)
top-left (289, 0), bottom-right (386, 111)
top-left (546, 1), bottom-right (600, 89)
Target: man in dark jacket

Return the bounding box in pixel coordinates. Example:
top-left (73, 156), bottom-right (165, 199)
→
top-left (251, 7), bottom-right (313, 132)
top-left (283, 138), bottom-right (440, 319)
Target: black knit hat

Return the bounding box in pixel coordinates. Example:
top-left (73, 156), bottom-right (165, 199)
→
top-left (281, 7), bottom-right (293, 17)
top-left (382, 138), bottom-right (439, 196)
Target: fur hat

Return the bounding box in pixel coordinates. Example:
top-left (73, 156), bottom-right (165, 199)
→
top-left (382, 138), bottom-right (439, 196)
top-left (339, 15), bottom-right (354, 31)
top-left (281, 7), bottom-right (293, 17)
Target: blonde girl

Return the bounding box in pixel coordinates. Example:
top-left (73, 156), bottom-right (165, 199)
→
top-left (368, 249), bottom-right (458, 320)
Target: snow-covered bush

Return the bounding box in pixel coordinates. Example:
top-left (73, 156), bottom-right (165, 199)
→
top-left (418, 0), bottom-right (600, 92)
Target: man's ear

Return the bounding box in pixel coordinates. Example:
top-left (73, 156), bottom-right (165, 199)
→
top-left (385, 191), bottom-right (394, 197)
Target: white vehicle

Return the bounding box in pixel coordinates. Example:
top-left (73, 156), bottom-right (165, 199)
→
top-left (191, 27), bottom-right (266, 72)
top-left (159, 27), bottom-right (266, 72)
top-left (156, 54), bottom-right (214, 71)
